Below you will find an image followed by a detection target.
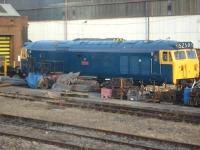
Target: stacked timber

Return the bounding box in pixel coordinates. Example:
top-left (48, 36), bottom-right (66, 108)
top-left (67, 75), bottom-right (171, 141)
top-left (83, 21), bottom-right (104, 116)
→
top-left (51, 72), bottom-right (80, 91)
top-left (52, 72), bottom-right (99, 93)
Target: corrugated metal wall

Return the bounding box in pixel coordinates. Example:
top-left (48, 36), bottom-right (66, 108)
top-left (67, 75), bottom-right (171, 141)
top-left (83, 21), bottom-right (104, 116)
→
top-left (1, 0), bottom-right (65, 20)
top-left (1, 0), bottom-right (200, 21)
top-left (67, 0), bottom-right (200, 20)
top-left (67, 0), bottom-right (147, 20)
top-left (1, 0), bottom-right (64, 9)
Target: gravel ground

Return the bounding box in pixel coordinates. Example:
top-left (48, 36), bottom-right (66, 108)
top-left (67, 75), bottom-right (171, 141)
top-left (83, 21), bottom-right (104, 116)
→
top-left (0, 136), bottom-right (66, 150)
top-left (0, 95), bottom-right (199, 146)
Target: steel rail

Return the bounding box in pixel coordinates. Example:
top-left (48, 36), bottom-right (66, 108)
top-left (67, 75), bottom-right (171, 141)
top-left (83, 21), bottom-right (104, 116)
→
top-left (0, 129), bottom-right (97, 150)
top-left (0, 126), bottom-right (156, 150)
top-left (0, 115), bottom-right (158, 150)
top-left (48, 99), bottom-right (200, 124)
top-left (0, 92), bottom-right (199, 124)
top-left (0, 114), bottom-right (199, 150)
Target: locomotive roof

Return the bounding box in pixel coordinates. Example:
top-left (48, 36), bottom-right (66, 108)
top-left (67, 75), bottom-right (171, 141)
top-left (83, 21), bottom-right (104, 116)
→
top-left (25, 39), bottom-right (180, 53)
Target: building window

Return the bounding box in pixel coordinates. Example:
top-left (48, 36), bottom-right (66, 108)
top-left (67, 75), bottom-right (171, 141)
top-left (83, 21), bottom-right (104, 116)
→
top-left (167, 0), bottom-right (172, 15)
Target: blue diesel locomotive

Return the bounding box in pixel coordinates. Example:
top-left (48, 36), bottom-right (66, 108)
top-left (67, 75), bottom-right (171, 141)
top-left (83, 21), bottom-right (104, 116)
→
top-left (20, 39), bottom-right (199, 84)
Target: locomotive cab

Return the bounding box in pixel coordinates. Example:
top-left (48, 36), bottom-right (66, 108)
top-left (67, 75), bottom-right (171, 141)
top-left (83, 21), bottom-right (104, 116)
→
top-left (159, 47), bottom-right (199, 84)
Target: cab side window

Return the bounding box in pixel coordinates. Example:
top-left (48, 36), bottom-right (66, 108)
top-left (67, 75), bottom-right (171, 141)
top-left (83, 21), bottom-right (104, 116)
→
top-left (163, 52), bottom-right (168, 61)
top-left (162, 51), bottom-right (172, 62)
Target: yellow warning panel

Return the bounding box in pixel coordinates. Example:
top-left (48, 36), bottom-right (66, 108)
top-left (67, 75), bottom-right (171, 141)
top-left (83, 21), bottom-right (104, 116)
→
top-left (0, 41), bottom-right (10, 44)
top-left (0, 48), bottom-right (10, 51)
top-left (0, 36), bottom-right (11, 65)
top-left (0, 37), bottom-right (10, 40)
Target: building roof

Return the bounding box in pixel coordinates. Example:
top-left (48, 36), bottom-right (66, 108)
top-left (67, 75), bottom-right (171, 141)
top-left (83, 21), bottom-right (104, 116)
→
top-left (0, 4), bottom-right (20, 16)
top-left (25, 39), bottom-right (180, 53)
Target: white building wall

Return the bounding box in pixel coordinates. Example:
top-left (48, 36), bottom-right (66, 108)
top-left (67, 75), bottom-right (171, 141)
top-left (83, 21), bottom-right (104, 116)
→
top-left (28, 15), bottom-right (200, 48)
top-left (28, 21), bottom-right (65, 41)
top-left (150, 15), bottom-right (200, 48)
top-left (67, 18), bottom-right (147, 40)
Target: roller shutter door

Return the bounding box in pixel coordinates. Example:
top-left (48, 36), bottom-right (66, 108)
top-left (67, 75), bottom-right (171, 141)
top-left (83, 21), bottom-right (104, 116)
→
top-left (0, 36), bottom-right (10, 65)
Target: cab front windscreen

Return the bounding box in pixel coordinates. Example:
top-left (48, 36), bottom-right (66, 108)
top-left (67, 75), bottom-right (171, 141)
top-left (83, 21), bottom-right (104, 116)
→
top-left (174, 51), bottom-right (186, 60)
top-left (174, 49), bottom-right (197, 60)
top-left (186, 49), bottom-right (197, 59)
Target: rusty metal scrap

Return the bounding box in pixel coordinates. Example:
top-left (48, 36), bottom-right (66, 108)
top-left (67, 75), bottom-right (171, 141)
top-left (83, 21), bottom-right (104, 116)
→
top-left (190, 88), bottom-right (200, 106)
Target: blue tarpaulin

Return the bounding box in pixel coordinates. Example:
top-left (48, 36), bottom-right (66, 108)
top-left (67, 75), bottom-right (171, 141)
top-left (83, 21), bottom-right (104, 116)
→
top-left (26, 73), bottom-right (42, 88)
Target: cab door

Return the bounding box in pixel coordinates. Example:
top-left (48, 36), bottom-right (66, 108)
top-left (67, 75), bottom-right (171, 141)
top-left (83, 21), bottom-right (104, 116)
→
top-left (152, 51), bottom-right (160, 74)
top-left (159, 50), bottom-right (173, 83)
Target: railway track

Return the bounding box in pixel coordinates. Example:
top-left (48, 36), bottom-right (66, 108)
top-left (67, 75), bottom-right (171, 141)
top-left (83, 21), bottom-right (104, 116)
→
top-left (0, 91), bottom-right (200, 124)
top-left (0, 114), bottom-right (199, 150)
